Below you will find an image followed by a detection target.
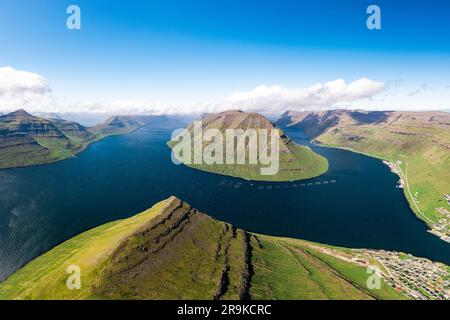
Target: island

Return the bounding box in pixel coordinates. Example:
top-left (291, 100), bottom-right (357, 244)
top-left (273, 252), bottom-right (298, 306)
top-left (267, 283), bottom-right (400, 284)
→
top-left (168, 110), bottom-right (328, 182)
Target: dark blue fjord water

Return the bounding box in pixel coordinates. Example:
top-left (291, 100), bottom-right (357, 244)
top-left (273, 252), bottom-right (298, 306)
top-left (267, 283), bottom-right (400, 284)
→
top-left (0, 125), bottom-right (449, 281)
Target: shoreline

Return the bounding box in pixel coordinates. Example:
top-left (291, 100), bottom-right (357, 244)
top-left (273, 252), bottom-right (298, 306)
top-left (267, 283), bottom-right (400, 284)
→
top-left (0, 127), bottom-right (141, 171)
top-left (311, 141), bottom-right (450, 244)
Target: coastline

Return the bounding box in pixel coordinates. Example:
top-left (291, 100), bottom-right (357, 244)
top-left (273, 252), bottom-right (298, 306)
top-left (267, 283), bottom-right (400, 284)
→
top-left (167, 140), bottom-right (329, 182)
top-left (0, 127), bottom-right (141, 171)
top-left (311, 140), bottom-right (450, 244)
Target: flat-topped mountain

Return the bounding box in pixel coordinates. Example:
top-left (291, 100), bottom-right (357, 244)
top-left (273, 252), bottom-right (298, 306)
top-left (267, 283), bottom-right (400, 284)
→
top-left (192, 110), bottom-right (277, 131)
top-left (169, 110), bottom-right (328, 181)
top-left (276, 109), bottom-right (450, 241)
top-left (0, 109), bottom-right (70, 139)
top-left (93, 115), bottom-right (143, 135)
top-left (0, 196), bottom-right (410, 300)
top-left (93, 114), bottom-right (183, 135)
top-left (50, 118), bottom-right (97, 141)
top-left (276, 109), bottom-right (450, 138)
top-left (0, 109), bottom-right (83, 168)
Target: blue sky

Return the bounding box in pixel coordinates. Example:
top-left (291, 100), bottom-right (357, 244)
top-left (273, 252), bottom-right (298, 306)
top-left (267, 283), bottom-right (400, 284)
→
top-left (0, 0), bottom-right (449, 114)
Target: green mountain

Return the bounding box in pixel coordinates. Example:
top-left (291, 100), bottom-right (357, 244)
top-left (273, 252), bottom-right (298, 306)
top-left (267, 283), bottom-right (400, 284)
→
top-left (92, 115), bottom-right (143, 136)
top-left (168, 110), bottom-right (328, 181)
top-left (0, 110), bottom-right (158, 169)
top-left (0, 196), bottom-right (409, 300)
top-left (0, 109), bottom-right (93, 168)
top-left (276, 110), bottom-right (450, 241)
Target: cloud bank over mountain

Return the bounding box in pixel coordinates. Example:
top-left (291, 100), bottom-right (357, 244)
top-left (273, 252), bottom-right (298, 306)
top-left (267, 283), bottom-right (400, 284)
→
top-left (211, 78), bottom-right (385, 113)
top-left (0, 66), bottom-right (448, 115)
top-left (0, 67), bottom-right (51, 109)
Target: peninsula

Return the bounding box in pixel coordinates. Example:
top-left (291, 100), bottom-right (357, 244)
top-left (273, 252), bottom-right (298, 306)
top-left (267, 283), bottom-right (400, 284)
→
top-left (3, 196), bottom-right (446, 300)
top-left (276, 110), bottom-right (450, 241)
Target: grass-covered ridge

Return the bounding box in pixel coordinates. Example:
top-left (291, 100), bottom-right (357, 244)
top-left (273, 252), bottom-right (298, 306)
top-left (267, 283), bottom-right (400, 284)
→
top-left (276, 110), bottom-right (450, 241)
top-left (0, 110), bottom-right (155, 169)
top-left (168, 110), bottom-right (328, 182)
top-left (0, 196), bottom-right (407, 300)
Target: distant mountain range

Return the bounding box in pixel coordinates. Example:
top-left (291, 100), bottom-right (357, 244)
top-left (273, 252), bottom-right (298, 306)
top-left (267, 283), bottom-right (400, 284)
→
top-left (0, 109), bottom-right (175, 169)
top-left (276, 109), bottom-right (450, 137)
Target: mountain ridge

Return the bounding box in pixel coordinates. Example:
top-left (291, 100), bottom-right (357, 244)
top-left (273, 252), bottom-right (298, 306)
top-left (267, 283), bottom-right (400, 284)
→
top-left (0, 196), bottom-right (412, 300)
top-left (0, 109), bottom-right (165, 169)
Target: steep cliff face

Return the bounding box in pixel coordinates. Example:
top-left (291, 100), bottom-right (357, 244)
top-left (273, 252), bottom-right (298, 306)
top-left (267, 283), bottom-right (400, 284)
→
top-left (0, 110), bottom-right (159, 169)
top-left (92, 116), bottom-right (142, 135)
top-left (51, 118), bottom-right (97, 141)
top-left (0, 197), bottom-right (406, 300)
top-left (94, 197), bottom-right (256, 300)
top-left (0, 109), bottom-right (70, 140)
top-left (276, 109), bottom-right (393, 138)
top-left (0, 110), bottom-right (73, 168)
top-left (276, 109), bottom-right (450, 138)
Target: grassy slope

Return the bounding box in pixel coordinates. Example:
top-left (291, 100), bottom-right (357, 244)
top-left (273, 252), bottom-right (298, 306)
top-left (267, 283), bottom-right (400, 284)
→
top-left (0, 198), bottom-right (172, 300)
top-left (169, 110), bottom-right (328, 182)
top-left (0, 197), bottom-right (405, 300)
top-left (0, 144), bottom-right (53, 168)
top-left (251, 236), bottom-right (403, 300)
top-left (170, 139), bottom-right (329, 182)
top-left (0, 119), bottom-right (138, 170)
top-left (0, 135), bottom-right (97, 169)
top-left (315, 124), bottom-right (450, 231)
top-left (169, 132), bottom-right (328, 182)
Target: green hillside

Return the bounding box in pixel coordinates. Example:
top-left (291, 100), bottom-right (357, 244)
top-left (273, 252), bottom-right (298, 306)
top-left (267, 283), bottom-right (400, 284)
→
top-left (91, 115), bottom-right (143, 136)
top-left (169, 110), bottom-right (328, 182)
top-left (0, 197), bottom-right (406, 300)
top-left (276, 110), bottom-right (450, 241)
top-left (0, 110), bottom-right (145, 169)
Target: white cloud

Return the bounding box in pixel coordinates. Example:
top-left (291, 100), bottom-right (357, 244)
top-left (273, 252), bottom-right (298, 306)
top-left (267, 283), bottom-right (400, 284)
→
top-left (211, 78), bottom-right (385, 113)
top-left (0, 66), bottom-right (51, 109)
top-left (60, 100), bottom-right (170, 115)
top-left (3, 66), bottom-right (446, 115)
top-left (0, 68), bottom-right (387, 115)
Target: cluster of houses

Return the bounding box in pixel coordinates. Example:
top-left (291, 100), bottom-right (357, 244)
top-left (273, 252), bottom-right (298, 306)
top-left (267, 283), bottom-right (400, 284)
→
top-left (357, 249), bottom-right (449, 300)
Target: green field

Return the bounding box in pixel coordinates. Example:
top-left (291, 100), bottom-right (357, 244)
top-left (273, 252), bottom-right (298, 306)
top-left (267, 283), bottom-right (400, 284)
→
top-left (0, 197), bottom-right (406, 300)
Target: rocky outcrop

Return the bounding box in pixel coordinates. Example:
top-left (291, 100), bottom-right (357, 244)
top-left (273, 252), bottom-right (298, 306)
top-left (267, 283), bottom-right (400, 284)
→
top-left (94, 197), bottom-right (256, 300)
